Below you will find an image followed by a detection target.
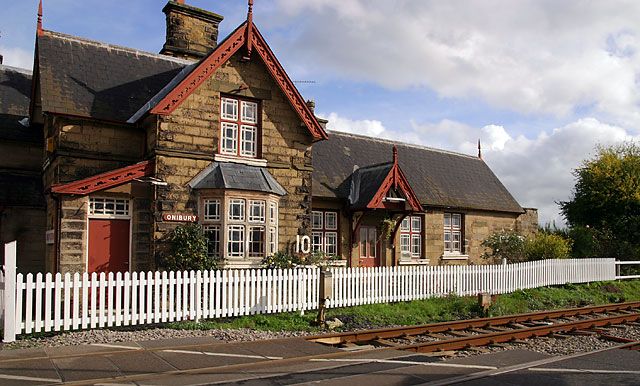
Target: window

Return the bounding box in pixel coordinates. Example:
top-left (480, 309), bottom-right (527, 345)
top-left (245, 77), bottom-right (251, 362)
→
top-left (248, 200), bottom-right (266, 223)
top-left (228, 225), bottom-right (245, 257)
top-left (89, 197), bottom-right (129, 217)
top-left (229, 199), bottom-right (245, 221)
top-left (248, 227), bottom-right (265, 257)
top-left (201, 196), bottom-right (278, 260)
top-left (311, 210), bottom-right (339, 256)
top-left (204, 225), bottom-right (221, 258)
top-left (444, 213), bottom-right (463, 254)
top-left (204, 199), bottom-right (220, 221)
top-left (400, 215), bottom-right (422, 258)
top-left (220, 96), bottom-right (259, 158)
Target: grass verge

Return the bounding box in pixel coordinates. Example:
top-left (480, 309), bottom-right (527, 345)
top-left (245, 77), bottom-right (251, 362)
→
top-left (167, 280), bottom-right (640, 333)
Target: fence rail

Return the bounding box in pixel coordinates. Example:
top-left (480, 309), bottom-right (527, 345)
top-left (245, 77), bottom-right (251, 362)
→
top-left (327, 258), bottom-right (615, 308)
top-left (0, 241), bottom-right (625, 342)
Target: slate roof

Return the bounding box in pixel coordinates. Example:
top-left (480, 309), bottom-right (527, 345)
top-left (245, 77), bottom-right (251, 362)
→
top-left (0, 66), bottom-right (41, 143)
top-left (348, 162), bottom-right (393, 210)
top-left (0, 65), bottom-right (31, 116)
top-left (189, 162), bottom-right (287, 196)
top-left (312, 131), bottom-right (524, 214)
top-left (37, 30), bottom-right (192, 122)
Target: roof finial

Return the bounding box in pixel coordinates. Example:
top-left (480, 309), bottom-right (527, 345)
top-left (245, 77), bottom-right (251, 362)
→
top-left (243, 0), bottom-right (254, 61)
top-left (477, 139), bottom-right (482, 159)
top-left (392, 145), bottom-right (398, 165)
top-left (37, 0), bottom-right (43, 36)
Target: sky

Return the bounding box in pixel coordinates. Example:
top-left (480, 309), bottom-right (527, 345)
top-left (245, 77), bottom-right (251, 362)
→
top-left (3, 0), bottom-right (640, 226)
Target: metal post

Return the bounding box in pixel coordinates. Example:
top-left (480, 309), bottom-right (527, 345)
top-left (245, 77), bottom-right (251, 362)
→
top-left (3, 241), bottom-right (17, 343)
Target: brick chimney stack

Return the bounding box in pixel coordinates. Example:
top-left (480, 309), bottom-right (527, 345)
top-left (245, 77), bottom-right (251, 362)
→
top-left (160, 1), bottom-right (224, 60)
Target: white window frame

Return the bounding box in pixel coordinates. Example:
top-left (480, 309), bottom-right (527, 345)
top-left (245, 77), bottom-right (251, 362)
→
top-left (312, 211), bottom-right (323, 229)
top-left (204, 225), bottom-right (221, 258)
top-left (227, 225), bottom-right (245, 258)
top-left (228, 199), bottom-right (245, 222)
top-left (203, 199), bottom-right (220, 222)
top-left (248, 226), bottom-right (265, 258)
top-left (400, 215), bottom-right (422, 258)
top-left (221, 97), bottom-right (238, 120)
top-left (88, 197), bottom-right (130, 219)
top-left (248, 200), bottom-right (266, 223)
top-left (240, 125), bottom-right (257, 157)
top-left (444, 213), bottom-right (463, 254)
top-left (241, 101), bottom-right (258, 124)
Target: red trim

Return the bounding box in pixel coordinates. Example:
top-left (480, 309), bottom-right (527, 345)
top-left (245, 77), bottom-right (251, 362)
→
top-left (149, 21), bottom-right (328, 142)
top-left (150, 24), bottom-right (248, 116)
top-left (37, 0), bottom-right (43, 37)
top-left (51, 160), bottom-right (154, 195)
top-left (367, 149), bottom-right (422, 211)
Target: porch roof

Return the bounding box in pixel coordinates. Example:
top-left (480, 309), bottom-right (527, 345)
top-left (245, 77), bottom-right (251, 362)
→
top-left (189, 161), bottom-right (287, 196)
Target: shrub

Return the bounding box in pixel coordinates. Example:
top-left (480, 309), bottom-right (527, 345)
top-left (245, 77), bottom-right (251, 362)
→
top-left (262, 250), bottom-right (341, 269)
top-left (524, 233), bottom-right (571, 261)
top-left (261, 251), bottom-right (301, 269)
top-left (481, 230), bottom-right (526, 263)
top-left (162, 224), bottom-right (218, 271)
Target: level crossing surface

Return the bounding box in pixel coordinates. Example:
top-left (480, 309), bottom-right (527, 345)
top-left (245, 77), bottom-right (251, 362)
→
top-left (0, 335), bottom-right (638, 385)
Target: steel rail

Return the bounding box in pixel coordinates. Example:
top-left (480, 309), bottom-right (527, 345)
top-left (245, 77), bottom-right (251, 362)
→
top-left (306, 301), bottom-right (640, 344)
top-left (399, 312), bottom-right (640, 353)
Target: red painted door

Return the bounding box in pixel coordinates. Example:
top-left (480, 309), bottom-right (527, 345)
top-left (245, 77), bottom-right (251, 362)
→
top-left (88, 219), bottom-right (130, 273)
top-left (358, 226), bottom-right (379, 267)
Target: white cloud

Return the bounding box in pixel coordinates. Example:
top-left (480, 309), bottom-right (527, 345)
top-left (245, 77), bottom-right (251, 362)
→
top-left (325, 112), bottom-right (639, 226)
top-left (321, 112), bottom-right (387, 137)
top-left (273, 0), bottom-right (640, 126)
top-left (0, 45), bottom-right (33, 70)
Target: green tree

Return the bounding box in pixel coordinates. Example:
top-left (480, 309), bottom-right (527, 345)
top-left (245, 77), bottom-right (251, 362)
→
top-left (560, 143), bottom-right (640, 260)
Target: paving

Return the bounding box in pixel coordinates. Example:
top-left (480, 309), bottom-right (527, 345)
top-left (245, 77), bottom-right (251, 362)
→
top-left (0, 336), bottom-right (638, 385)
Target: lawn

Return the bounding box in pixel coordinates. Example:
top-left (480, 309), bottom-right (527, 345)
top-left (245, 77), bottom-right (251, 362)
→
top-left (166, 279), bottom-right (640, 333)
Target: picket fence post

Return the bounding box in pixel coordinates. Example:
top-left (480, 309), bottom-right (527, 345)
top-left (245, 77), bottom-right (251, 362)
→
top-left (3, 241), bottom-right (17, 343)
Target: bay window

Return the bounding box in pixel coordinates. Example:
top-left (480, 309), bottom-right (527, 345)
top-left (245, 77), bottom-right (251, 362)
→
top-left (201, 194), bottom-right (279, 261)
top-left (220, 96), bottom-right (259, 158)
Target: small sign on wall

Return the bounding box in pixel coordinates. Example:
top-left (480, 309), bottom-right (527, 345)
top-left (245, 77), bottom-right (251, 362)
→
top-left (45, 230), bottom-right (55, 245)
top-left (162, 213), bottom-right (198, 222)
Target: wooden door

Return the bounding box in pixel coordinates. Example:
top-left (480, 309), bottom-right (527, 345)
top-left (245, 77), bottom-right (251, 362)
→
top-left (88, 219), bottom-right (130, 273)
top-left (358, 226), bottom-right (379, 267)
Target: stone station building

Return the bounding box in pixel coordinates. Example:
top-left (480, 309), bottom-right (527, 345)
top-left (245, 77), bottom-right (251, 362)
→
top-left (0, 1), bottom-right (537, 274)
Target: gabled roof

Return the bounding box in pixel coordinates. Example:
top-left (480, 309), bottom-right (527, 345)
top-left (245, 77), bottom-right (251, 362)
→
top-left (349, 147), bottom-right (422, 211)
top-left (51, 160), bottom-right (154, 195)
top-left (188, 161), bottom-right (287, 196)
top-left (146, 21), bottom-right (328, 141)
top-left (313, 131), bottom-right (524, 214)
top-left (36, 30), bottom-right (190, 122)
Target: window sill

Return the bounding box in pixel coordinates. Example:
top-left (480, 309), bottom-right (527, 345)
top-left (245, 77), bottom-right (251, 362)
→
top-left (326, 260), bottom-right (347, 267)
top-left (441, 254), bottom-right (469, 260)
top-left (399, 259), bottom-right (429, 265)
top-left (219, 259), bottom-right (263, 269)
top-left (215, 154), bottom-right (267, 167)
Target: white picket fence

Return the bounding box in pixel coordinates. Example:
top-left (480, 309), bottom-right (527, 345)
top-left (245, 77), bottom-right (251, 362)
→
top-left (0, 241), bottom-right (622, 342)
top-left (326, 258), bottom-right (616, 308)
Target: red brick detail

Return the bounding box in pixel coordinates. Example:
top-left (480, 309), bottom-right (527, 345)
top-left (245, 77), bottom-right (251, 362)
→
top-left (150, 24), bottom-right (248, 115)
top-left (51, 160), bottom-right (154, 196)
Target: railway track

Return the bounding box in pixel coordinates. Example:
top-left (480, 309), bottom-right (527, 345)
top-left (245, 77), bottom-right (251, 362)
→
top-left (307, 301), bottom-right (640, 353)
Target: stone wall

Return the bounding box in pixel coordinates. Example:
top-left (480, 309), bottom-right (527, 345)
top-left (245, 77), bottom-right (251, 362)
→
top-left (516, 208), bottom-right (539, 237)
top-left (425, 208), bottom-right (522, 265)
top-left (58, 196), bottom-right (87, 273)
top-left (152, 49), bottom-right (315, 260)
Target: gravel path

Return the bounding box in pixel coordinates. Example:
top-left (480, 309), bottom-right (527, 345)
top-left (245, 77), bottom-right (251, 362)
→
top-left (1, 327), bottom-right (313, 350)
